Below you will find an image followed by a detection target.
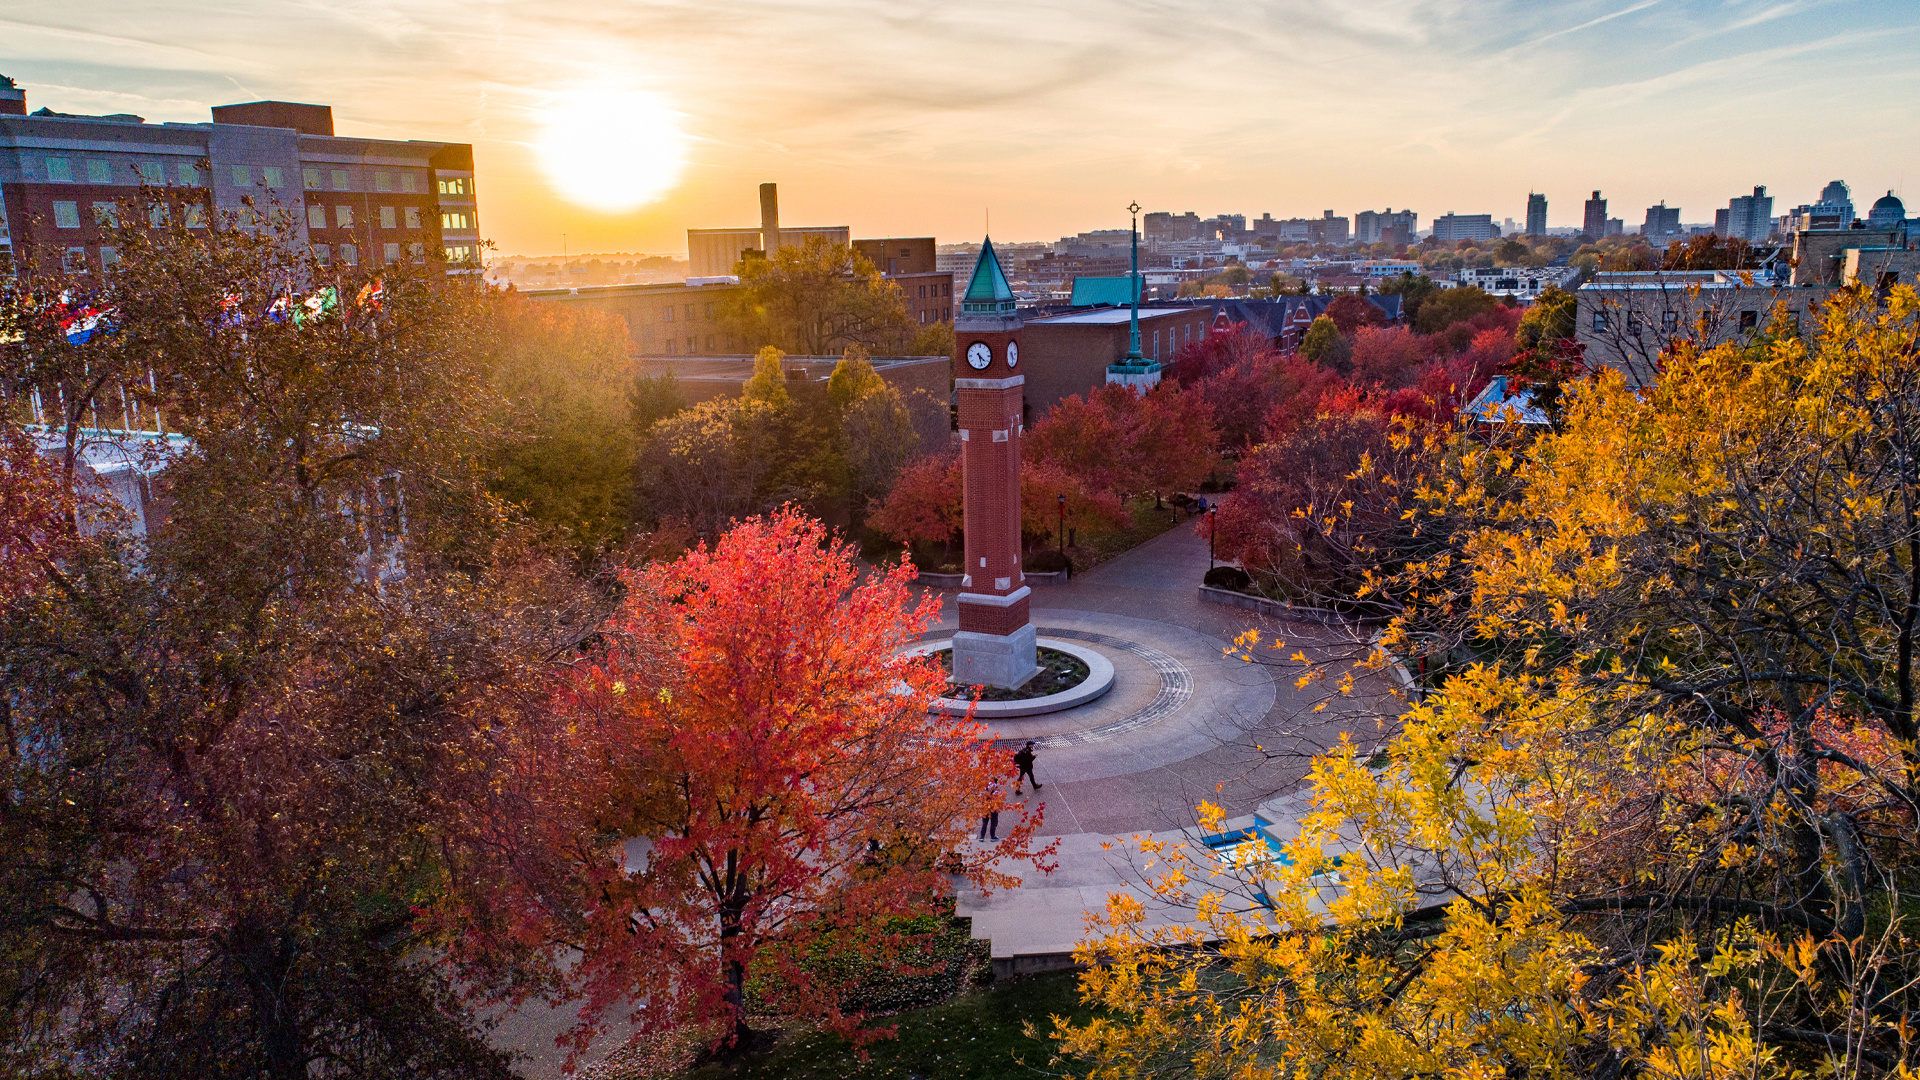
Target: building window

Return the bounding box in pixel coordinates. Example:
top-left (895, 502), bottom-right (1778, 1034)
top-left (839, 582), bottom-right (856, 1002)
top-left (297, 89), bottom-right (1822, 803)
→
top-left (706, 335), bottom-right (715, 350)
top-left (944, 283), bottom-right (951, 296)
top-left (91, 202), bottom-right (118, 227)
top-left (444, 245), bottom-right (473, 263)
top-left (99, 246), bottom-right (118, 267)
top-left (308, 205), bottom-right (327, 229)
top-left (87, 159), bottom-right (110, 183)
top-left (149, 203), bottom-right (171, 227)
top-left (1661, 310), bottom-right (1679, 332)
top-left (185, 204), bottom-right (207, 229)
top-left (400, 172), bottom-right (418, 194)
top-left (1591, 311), bottom-right (1608, 331)
top-left (379, 206), bottom-right (396, 229)
top-left (438, 177), bottom-right (468, 196)
top-left (918, 285), bottom-right (926, 298)
top-left (375, 171), bottom-right (394, 192)
top-left (1739, 310), bottom-right (1758, 330)
top-left (53, 202), bottom-right (81, 229)
top-left (663, 306), bottom-right (674, 323)
top-left (63, 247), bottom-right (88, 272)
top-left (46, 157), bottom-right (72, 182)
top-left (663, 338), bottom-right (677, 356)
top-left (684, 304), bottom-right (695, 321)
top-left (263, 166), bottom-right (284, 188)
top-left (137, 161), bottom-right (164, 184)
top-left (335, 205), bottom-right (354, 228)
top-left (384, 242), bottom-right (400, 264)
top-left (331, 169), bottom-right (351, 191)
top-left (408, 242), bottom-right (425, 263)
top-left (312, 244), bottom-right (331, 266)
top-left (178, 162), bottom-right (201, 187)
top-left (704, 302), bottom-right (714, 318)
top-left (403, 206), bottom-right (421, 229)
top-left (686, 337), bottom-right (696, 353)
top-left (340, 243), bottom-right (358, 266)
top-left (441, 211), bottom-right (471, 231)
top-left (231, 165), bottom-right (253, 187)
top-left (1626, 312), bottom-right (1643, 333)
top-left (304, 168), bottom-right (323, 190)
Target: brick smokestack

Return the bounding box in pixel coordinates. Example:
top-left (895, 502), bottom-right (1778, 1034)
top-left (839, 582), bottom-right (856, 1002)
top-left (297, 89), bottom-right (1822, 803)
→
top-left (760, 182), bottom-right (780, 259)
top-left (0, 76), bottom-right (25, 117)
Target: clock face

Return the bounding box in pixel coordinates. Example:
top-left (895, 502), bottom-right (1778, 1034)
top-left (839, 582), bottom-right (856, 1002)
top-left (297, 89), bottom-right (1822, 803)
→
top-left (1005, 341), bottom-right (1019, 368)
top-left (966, 341), bottom-right (992, 370)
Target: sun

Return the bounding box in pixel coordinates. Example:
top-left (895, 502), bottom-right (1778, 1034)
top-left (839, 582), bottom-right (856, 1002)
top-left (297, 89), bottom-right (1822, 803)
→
top-left (538, 89), bottom-right (688, 213)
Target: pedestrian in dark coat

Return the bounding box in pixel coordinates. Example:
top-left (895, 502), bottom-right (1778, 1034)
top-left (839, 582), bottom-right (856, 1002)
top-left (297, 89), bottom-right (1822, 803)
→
top-left (1014, 741), bottom-right (1041, 794)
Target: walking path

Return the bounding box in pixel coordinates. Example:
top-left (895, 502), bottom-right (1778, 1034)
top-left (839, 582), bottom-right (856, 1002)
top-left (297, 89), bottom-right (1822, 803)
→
top-left (934, 521), bottom-right (1401, 970)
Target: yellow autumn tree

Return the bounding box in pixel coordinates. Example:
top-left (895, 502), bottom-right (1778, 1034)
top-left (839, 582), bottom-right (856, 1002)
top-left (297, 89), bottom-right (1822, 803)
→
top-left (1053, 288), bottom-right (1920, 1079)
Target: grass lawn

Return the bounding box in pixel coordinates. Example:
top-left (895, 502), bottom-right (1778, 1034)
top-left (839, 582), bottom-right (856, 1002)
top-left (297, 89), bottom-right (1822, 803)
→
top-left (1066, 496), bottom-right (1189, 573)
top-left (685, 970), bottom-right (1088, 1080)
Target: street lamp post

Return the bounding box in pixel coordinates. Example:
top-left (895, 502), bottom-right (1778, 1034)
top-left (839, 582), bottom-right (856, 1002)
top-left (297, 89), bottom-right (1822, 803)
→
top-left (1057, 493), bottom-right (1067, 559)
top-left (1209, 508), bottom-right (1217, 569)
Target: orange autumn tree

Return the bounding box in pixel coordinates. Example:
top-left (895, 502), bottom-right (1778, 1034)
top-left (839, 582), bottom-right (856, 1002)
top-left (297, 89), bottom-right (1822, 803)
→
top-left (503, 510), bottom-right (1049, 1052)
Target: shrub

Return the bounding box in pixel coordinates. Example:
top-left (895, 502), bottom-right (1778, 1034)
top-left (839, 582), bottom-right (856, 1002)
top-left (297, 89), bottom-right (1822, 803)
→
top-left (1203, 565), bottom-right (1252, 591)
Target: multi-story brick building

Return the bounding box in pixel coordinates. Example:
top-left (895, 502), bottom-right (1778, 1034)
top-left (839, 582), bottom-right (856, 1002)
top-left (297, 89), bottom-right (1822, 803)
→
top-left (0, 79), bottom-right (478, 277)
top-left (853, 236), bottom-right (954, 326)
top-left (522, 281), bottom-right (747, 356)
top-left (1018, 306), bottom-right (1213, 416)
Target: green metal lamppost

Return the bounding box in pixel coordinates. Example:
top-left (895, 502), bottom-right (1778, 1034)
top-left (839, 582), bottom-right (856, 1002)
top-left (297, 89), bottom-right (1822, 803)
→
top-left (1125, 200), bottom-right (1143, 362)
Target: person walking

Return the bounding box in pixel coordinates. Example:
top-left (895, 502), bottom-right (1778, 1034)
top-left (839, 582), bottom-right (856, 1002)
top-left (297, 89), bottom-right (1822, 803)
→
top-left (1013, 741), bottom-right (1041, 794)
top-left (980, 777), bottom-right (1001, 841)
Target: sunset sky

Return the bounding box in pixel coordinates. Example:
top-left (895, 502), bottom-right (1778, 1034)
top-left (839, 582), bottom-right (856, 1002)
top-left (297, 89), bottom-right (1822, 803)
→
top-left (5, 0), bottom-right (1918, 255)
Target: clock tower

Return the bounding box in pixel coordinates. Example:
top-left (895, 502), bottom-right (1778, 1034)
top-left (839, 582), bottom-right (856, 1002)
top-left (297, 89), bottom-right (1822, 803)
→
top-left (950, 238), bottom-right (1037, 689)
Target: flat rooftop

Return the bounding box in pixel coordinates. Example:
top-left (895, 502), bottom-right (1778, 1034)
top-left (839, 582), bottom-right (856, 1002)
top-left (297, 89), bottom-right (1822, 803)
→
top-left (1031, 307), bottom-right (1192, 325)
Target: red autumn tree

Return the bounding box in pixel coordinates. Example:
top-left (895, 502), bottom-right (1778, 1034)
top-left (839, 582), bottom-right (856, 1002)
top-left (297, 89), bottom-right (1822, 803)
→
top-left (1322, 292), bottom-right (1385, 334)
top-left (1026, 384), bottom-right (1137, 496)
top-left (496, 511), bottom-right (1050, 1053)
top-left (1021, 458), bottom-right (1129, 550)
top-left (0, 421), bottom-right (88, 608)
top-left (1028, 382), bottom-right (1218, 503)
top-left (866, 451), bottom-right (962, 561)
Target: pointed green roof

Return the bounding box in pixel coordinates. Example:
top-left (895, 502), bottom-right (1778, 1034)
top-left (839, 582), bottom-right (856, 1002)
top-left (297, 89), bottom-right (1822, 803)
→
top-left (962, 237), bottom-right (1016, 308)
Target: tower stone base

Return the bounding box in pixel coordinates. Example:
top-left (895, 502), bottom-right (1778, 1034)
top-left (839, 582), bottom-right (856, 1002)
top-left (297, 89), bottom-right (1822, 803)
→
top-left (950, 625), bottom-right (1039, 691)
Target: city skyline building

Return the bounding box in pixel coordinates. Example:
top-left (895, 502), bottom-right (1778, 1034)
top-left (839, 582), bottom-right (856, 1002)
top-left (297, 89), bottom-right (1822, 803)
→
top-left (0, 85), bottom-right (478, 278)
top-left (1715, 185), bottom-right (1774, 243)
top-left (1429, 212), bottom-right (1500, 243)
top-left (1583, 190), bottom-right (1609, 239)
top-left (1526, 192), bottom-right (1548, 236)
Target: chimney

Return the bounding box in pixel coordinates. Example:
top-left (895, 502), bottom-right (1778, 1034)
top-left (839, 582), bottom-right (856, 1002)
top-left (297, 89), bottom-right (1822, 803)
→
top-left (760, 182), bottom-right (780, 258)
top-left (0, 75), bottom-right (24, 117)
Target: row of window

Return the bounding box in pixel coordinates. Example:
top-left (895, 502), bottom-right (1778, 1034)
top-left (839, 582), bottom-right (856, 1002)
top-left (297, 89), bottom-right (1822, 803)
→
top-left (640, 301), bottom-right (718, 324)
top-left (37, 156), bottom-right (466, 197)
top-left (914, 282), bottom-right (953, 299)
top-left (312, 242), bottom-right (430, 267)
top-left (652, 336), bottom-right (730, 354)
top-left (1591, 309), bottom-right (1771, 333)
top-left (51, 198), bottom-right (455, 237)
top-left (308, 204), bottom-right (426, 231)
top-left (45, 157), bottom-right (202, 186)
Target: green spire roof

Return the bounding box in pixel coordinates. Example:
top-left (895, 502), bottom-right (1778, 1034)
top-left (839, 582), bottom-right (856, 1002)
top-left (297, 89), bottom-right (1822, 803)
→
top-left (963, 237), bottom-right (1015, 305)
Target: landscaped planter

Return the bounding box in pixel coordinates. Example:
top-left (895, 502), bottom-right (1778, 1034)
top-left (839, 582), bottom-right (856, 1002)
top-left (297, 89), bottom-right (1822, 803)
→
top-left (914, 571), bottom-right (967, 588)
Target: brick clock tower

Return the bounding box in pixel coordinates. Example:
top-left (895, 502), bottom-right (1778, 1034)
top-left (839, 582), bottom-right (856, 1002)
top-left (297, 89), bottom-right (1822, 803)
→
top-left (951, 238), bottom-right (1037, 689)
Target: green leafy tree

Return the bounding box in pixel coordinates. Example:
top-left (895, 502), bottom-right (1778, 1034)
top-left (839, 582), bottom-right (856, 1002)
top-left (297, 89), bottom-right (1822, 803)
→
top-left (1376, 271), bottom-right (1438, 323)
top-left (0, 194), bottom-right (591, 1079)
top-left (1411, 283), bottom-right (1498, 334)
top-left (485, 298), bottom-right (640, 558)
top-left (1298, 314), bottom-right (1343, 364)
top-left (730, 237), bottom-right (918, 356)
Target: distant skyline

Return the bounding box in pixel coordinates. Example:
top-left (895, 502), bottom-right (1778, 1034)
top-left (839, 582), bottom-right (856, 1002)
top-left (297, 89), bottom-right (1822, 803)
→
top-left (5, 1), bottom-right (1919, 255)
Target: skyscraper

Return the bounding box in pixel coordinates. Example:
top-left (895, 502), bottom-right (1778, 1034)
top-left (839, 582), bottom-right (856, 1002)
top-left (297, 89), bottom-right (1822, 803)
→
top-left (1526, 192), bottom-right (1548, 237)
top-left (1583, 191), bottom-right (1608, 240)
top-left (1642, 203), bottom-right (1681, 241)
top-left (1715, 186), bottom-right (1774, 243)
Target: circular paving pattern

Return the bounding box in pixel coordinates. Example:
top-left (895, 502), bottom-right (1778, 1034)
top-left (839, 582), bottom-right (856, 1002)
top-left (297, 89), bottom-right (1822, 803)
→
top-left (992, 627), bottom-right (1193, 748)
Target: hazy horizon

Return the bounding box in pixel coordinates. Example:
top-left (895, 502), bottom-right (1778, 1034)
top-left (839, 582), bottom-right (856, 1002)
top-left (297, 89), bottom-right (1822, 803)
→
top-left (6, 0), bottom-right (1918, 256)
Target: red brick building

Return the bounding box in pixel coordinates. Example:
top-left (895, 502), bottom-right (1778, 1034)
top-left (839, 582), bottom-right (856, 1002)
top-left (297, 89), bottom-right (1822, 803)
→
top-left (0, 79), bottom-right (478, 277)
